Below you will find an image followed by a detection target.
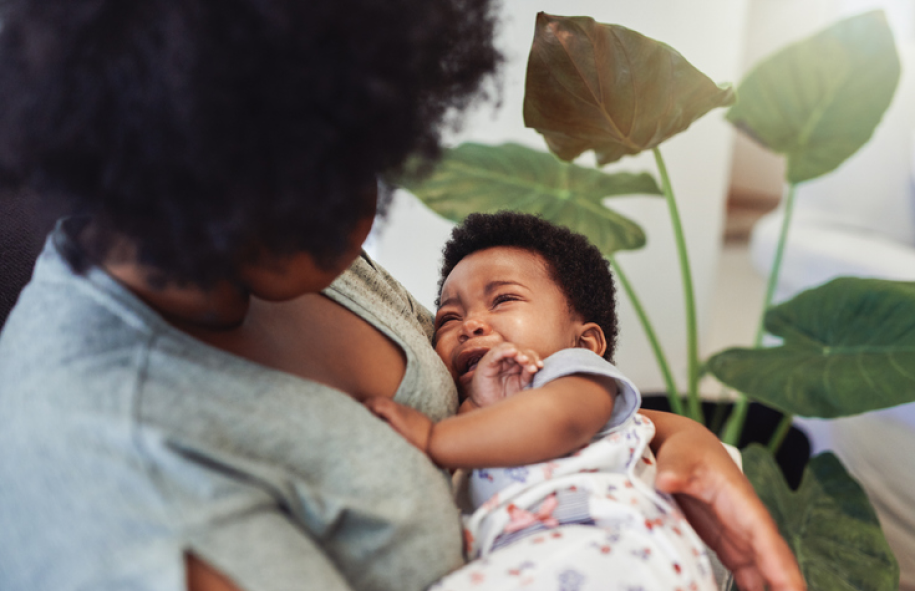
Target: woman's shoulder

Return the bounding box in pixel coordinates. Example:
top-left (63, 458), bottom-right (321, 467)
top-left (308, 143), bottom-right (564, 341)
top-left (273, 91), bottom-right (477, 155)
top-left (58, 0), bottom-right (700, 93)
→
top-left (326, 252), bottom-right (435, 340)
top-left (325, 253), bottom-right (458, 421)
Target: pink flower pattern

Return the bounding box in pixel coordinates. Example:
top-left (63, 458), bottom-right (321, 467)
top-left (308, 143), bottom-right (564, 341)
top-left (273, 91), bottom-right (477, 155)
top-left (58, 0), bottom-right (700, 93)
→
top-left (431, 414), bottom-right (717, 591)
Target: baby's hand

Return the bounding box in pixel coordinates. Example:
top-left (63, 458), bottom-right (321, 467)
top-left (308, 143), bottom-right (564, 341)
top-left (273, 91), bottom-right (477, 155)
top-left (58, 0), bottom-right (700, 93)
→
top-left (469, 343), bottom-right (543, 408)
top-left (364, 396), bottom-right (433, 455)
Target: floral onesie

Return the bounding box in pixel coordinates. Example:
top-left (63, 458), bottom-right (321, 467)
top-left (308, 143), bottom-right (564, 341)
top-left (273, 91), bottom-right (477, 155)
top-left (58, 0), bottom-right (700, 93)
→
top-left (433, 349), bottom-right (717, 591)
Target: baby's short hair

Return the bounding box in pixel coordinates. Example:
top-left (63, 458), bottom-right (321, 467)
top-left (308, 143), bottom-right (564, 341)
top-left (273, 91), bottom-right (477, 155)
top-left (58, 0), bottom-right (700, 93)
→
top-left (438, 211), bottom-right (619, 361)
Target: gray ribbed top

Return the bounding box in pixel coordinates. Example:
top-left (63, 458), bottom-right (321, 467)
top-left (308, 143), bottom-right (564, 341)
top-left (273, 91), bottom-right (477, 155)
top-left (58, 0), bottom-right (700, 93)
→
top-left (0, 223), bottom-right (463, 591)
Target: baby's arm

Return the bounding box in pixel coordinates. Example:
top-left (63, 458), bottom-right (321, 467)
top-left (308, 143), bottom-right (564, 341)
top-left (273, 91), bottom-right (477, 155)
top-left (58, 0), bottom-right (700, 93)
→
top-left (364, 372), bottom-right (616, 470)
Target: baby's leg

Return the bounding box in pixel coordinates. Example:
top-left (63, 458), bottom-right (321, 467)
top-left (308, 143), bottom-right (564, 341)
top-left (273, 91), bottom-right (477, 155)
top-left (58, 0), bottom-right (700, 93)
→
top-left (430, 523), bottom-right (717, 591)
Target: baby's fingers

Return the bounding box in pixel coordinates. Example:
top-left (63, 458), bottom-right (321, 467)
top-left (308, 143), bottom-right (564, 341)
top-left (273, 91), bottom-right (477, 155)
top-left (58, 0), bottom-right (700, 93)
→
top-left (508, 348), bottom-right (542, 389)
top-left (514, 348), bottom-right (543, 374)
top-left (485, 343), bottom-right (519, 364)
top-left (364, 396), bottom-right (433, 453)
top-left (363, 396), bottom-right (397, 422)
top-left (482, 344), bottom-right (528, 375)
top-left (488, 344), bottom-right (541, 370)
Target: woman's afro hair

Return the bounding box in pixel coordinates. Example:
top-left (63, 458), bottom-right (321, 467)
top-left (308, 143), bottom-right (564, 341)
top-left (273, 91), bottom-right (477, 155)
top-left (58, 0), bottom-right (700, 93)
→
top-left (438, 211), bottom-right (619, 361)
top-left (0, 0), bottom-right (501, 286)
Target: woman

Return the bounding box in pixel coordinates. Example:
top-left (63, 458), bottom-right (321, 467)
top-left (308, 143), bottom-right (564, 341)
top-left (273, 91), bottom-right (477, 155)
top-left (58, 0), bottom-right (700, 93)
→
top-left (0, 2), bottom-right (803, 591)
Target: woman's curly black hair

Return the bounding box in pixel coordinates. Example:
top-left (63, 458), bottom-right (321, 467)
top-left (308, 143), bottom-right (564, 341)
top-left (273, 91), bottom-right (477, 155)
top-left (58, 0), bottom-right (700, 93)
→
top-left (438, 211), bottom-right (619, 361)
top-left (0, 0), bottom-right (501, 285)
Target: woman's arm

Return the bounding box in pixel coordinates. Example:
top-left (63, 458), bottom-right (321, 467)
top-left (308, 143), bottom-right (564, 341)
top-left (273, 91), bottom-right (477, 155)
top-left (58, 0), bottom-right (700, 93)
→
top-left (643, 409), bottom-right (806, 591)
top-left (365, 374), bottom-right (615, 469)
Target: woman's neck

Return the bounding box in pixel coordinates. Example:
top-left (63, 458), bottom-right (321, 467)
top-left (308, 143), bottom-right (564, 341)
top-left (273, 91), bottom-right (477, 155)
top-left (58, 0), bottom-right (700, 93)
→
top-left (78, 223), bottom-right (251, 330)
top-left (103, 260), bottom-right (251, 330)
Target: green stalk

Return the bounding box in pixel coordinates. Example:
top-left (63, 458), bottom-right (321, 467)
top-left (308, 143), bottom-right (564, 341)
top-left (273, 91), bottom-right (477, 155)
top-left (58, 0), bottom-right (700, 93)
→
top-left (722, 183), bottom-right (798, 446)
top-left (755, 183), bottom-right (799, 346)
top-left (653, 147), bottom-right (703, 424)
top-left (767, 414), bottom-right (793, 454)
top-left (610, 256), bottom-right (685, 416)
top-left (708, 396), bottom-right (731, 436)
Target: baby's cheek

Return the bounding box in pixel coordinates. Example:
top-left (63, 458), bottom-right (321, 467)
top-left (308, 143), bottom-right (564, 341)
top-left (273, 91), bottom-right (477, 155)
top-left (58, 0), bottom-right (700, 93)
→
top-left (434, 341), bottom-right (458, 375)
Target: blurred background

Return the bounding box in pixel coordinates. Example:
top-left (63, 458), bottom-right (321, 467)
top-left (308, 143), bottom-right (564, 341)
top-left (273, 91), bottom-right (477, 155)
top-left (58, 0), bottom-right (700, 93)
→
top-left (366, 0), bottom-right (915, 398)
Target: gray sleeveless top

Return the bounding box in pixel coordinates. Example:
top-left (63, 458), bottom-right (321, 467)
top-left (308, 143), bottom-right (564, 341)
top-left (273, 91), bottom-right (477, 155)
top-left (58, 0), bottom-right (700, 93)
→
top-left (0, 221), bottom-right (463, 591)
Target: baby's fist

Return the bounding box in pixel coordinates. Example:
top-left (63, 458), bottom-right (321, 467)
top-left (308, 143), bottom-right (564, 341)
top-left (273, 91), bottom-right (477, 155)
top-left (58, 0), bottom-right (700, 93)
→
top-left (469, 343), bottom-right (543, 408)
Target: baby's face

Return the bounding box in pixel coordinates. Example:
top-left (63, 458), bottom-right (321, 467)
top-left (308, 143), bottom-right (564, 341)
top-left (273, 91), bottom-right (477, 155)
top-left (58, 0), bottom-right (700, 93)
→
top-left (434, 246), bottom-right (584, 396)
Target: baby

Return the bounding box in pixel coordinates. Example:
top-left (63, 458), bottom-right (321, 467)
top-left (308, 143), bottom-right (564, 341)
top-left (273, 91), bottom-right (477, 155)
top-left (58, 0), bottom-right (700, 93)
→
top-left (366, 212), bottom-right (717, 591)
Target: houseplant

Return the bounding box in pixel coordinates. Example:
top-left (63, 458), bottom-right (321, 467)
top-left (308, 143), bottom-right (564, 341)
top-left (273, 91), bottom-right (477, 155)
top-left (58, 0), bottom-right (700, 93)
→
top-left (401, 10), bottom-right (908, 590)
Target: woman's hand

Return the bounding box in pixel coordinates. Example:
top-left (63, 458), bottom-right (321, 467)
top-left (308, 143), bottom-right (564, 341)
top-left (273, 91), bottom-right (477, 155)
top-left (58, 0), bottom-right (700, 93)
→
top-left (642, 409), bottom-right (806, 591)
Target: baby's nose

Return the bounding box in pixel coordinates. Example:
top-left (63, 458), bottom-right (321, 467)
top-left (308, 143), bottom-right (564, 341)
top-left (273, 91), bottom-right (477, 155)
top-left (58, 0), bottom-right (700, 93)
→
top-left (462, 317), bottom-right (491, 337)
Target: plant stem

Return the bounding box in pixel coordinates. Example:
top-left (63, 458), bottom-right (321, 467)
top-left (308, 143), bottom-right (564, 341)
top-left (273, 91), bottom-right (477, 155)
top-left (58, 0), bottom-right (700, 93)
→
top-left (755, 183), bottom-right (798, 346)
top-left (767, 414), bottom-right (793, 454)
top-left (709, 397), bottom-right (731, 436)
top-left (723, 183), bottom-right (799, 446)
top-left (610, 256), bottom-right (685, 416)
top-left (652, 147), bottom-right (703, 424)
top-left (722, 392), bottom-right (748, 446)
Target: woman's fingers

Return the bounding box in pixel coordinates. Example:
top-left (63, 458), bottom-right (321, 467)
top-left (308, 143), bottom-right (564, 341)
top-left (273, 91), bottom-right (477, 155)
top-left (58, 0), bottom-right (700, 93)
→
top-left (650, 422), bottom-right (805, 591)
top-left (746, 522), bottom-right (807, 591)
top-left (657, 460), bottom-right (806, 591)
top-left (733, 566), bottom-right (767, 591)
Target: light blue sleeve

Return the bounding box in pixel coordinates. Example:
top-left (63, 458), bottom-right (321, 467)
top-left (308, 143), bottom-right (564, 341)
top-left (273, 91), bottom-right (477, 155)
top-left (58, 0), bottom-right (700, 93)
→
top-left (530, 348), bottom-right (641, 434)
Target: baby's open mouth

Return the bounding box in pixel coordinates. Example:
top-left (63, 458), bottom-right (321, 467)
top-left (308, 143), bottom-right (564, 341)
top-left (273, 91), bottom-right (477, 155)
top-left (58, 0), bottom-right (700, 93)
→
top-left (458, 349), bottom-right (488, 377)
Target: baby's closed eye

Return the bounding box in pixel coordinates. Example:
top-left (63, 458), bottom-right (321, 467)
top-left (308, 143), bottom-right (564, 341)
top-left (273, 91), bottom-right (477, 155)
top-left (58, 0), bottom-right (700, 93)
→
top-left (492, 293), bottom-right (521, 305)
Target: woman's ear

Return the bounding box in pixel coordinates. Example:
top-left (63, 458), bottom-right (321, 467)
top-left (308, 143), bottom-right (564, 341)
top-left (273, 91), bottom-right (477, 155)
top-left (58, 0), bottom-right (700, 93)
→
top-left (576, 322), bottom-right (606, 357)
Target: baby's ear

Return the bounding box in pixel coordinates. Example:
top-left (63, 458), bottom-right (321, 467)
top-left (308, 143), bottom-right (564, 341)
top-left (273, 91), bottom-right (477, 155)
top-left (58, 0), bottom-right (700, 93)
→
top-left (576, 323), bottom-right (606, 357)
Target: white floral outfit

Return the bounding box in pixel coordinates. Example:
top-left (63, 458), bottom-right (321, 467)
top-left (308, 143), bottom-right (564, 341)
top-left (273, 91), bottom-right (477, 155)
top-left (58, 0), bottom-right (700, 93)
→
top-left (433, 350), bottom-right (717, 591)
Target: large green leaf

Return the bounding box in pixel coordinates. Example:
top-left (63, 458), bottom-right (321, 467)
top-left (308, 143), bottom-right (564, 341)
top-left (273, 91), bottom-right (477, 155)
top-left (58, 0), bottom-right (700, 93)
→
top-left (741, 445), bottom-right (898, 591)
top-left (708, 278), bottom-right (915, 418)
top-left (400, 142), bottom-right (661, 255)
top-left (522, 12), bottom-right (735, 166)
top-left (726, 11), bottom-right (900, 184)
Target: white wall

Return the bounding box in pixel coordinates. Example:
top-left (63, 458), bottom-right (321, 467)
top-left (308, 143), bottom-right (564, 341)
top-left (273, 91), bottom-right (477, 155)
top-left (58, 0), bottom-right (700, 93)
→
top-left (729, 0), bottom-right (915, 201)
top-left (729, 0), bottom-right (839, 202)
top-left (367, 0), bottom-right (749, 394)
